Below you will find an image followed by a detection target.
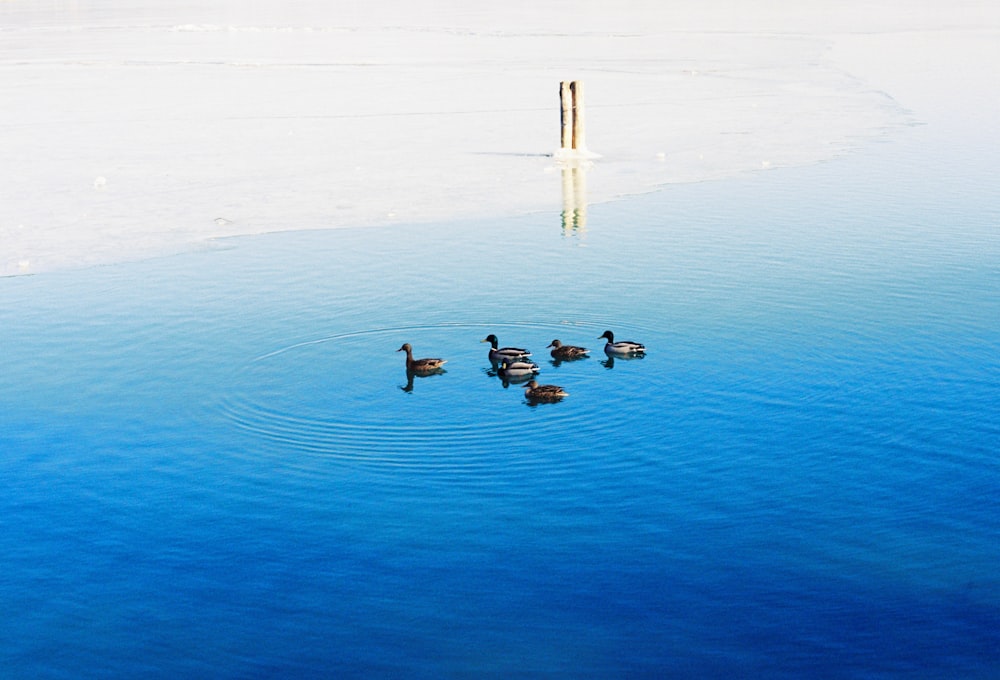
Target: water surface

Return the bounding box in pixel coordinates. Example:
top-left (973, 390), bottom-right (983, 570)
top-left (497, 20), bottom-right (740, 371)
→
top-left (2, 127), bottom-right (998, 677)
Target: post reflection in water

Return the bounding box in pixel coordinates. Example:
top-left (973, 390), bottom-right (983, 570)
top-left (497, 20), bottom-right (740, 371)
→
top-left (560, 160), bottom-right (590, 236)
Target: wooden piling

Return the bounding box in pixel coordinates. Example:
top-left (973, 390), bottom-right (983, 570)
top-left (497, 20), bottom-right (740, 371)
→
top-left (559, 80), bottom-right (588, 154)
top-left (569, 80), bottom-right (585, 151)
top-left (560, 81), bottom-right (574, 151)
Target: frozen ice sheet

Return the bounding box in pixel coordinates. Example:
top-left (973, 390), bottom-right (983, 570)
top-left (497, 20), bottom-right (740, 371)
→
top-left (2, 0), bottom-right (997, 275)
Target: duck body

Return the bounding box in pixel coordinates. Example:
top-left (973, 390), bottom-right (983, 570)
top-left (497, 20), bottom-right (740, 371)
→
top-left (497, 358), bottom-right (541, 379)
top-left (547, 339), bottom-right (589, 360)
top-left (598, 330), bottom-right (646, 356)
top-left (397, 343), bottom-right (447, 373)
top-left (523, 380), bottom-right (568, 402)
top-left (481, 334), bottom-right (531, 363)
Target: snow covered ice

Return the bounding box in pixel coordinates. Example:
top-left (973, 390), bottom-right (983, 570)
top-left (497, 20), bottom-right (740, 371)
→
top-left (2, 0), bottom-right (998, 276)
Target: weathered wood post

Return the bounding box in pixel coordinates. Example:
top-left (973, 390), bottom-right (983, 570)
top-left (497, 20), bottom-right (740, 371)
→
top-left (560, 81), bottom-right (574, 151)
top-left (559, 80), bottom-right (589, 154)
top-left (570, 80), bottom-right (585, 151)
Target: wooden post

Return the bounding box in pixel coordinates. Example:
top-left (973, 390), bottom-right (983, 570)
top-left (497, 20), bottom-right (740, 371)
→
top-left (559, 80), bottom-right (588, 153)
top-left (560, 81), bottom-right (573, 151)
top-left (570, 80), bottom-right (585, 151)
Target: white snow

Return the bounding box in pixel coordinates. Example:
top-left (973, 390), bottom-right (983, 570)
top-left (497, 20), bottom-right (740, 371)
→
top-left (2, 0), bottom-right (998, 276)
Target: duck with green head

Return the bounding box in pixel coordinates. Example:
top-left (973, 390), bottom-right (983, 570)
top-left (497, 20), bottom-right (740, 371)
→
top-left (481, 334), bottom-right (531, 363)
top-left (598, 330), bottom-right (646, 356)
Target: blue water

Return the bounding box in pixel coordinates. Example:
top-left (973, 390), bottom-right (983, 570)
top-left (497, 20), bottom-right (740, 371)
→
top-left (2, 127), bottom-right (999, 678)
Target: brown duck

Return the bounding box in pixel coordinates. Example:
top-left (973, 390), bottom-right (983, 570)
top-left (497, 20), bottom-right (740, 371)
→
top-left (547, 339), bottom-right (589, 360)
top-left (397, 343), bottom-right (447, 373)
top-left (523, 380), bottom-right (568, 401)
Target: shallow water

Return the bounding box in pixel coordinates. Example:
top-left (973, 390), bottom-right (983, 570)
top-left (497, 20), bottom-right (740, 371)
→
top-left (2, 125), bottom-right (999, 677)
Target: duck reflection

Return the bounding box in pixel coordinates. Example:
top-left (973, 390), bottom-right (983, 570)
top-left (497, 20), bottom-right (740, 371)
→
top-left (560, 161), bottom-right (589, 235)
top-left (400, 368), bottom-right (446, 393)
top-left (599, 353), bottom-right (646, 370)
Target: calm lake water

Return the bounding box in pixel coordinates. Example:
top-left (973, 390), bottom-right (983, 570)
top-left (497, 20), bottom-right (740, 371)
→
top-left (2, 125), bottom-right (999, 678)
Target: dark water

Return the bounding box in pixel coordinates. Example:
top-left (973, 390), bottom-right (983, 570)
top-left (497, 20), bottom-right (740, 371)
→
top-left (2, 128), bottom-right (999, 678)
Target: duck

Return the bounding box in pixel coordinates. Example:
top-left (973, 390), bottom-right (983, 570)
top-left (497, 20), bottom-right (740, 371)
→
top-left (481, 334), bottom-right (531, 363)
top-left (598, 330), bottom-right (646, 356)
top-left (497, 358), bottom-right (540, 379)
top-left (547, 339), bottom-right (589, 360)
top-left (396, 343), bottom-right (447, 373)
top-left (523, 380), bottom-right (568, 401)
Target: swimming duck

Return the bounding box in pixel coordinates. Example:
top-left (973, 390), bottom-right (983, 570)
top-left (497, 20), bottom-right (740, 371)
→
top-left (547, 339), bottom-right (589, 360)
top-left (497, 358), bottom-right (540, 379)
top-left (598, 330), bottom-right (646, 355)
top-left (397, 343), bottom-right (447, 373)
top-left (481, 334), bottom-right (531, 363)
top-left (523, 380), bottom-right (568, 401)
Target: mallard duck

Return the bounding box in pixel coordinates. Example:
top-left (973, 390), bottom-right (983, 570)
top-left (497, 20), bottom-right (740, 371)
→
top-left (481, 334), bottom-right (531, 363)
top-left (599, 330), bottom-right (646, 355)
top-left (547, 339), bottom-right (589, 360)
top-left (397, 343), bottom-right (447, 373)
top-left (497, 358), bottom-right (540, 379)
top-left (523, 380), bottom-right (568, 401)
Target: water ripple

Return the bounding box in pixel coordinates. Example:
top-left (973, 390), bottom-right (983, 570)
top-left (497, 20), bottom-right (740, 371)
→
top-left (217, 320), bottom-right (662, 480)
